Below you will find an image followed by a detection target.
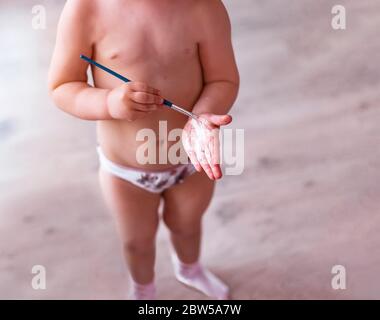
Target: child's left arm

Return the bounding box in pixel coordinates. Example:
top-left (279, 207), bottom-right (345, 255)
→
top-left (193, 0), bottom-right (240, 116)
top-left (183, 0), bottom-right (239, 180)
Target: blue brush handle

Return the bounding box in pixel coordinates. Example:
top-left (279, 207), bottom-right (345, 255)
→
top-left (80, 55), bottom-right (173, 107)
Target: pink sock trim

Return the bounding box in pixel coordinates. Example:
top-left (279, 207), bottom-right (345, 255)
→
top-left (130, 278), bottom-right (156, 300)
top-left (171, 252), bottom-right (230, 300)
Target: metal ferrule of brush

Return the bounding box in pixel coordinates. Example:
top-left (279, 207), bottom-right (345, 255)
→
top-left (164, 100), bottom-right (198, 120)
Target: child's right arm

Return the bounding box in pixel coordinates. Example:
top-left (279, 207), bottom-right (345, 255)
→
top-left (48, 0), bottom-right (162, 121)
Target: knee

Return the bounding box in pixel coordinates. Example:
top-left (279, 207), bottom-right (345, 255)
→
top-left (123, 237), bottom-right (155, 256)
top-left (163, 213), bottom-right (201, 238)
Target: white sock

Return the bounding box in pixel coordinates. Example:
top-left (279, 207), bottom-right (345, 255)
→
top-left (171, 253), bottom-right (229, 300)
top-left (129, 279), bottom-right (156, 300)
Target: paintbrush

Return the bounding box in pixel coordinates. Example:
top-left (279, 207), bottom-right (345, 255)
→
top-left (80, 55), bottom-right (198, 120)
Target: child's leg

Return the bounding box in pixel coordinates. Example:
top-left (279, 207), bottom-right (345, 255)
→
top-left (163, 172), bottom-right (229, 299)
top-left (163, 172), bottom-right (214, 263)
top-left (99, 170), bottom-right (161, 298)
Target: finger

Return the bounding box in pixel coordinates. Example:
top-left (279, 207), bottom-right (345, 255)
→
top-left (202, 114), bottom-right (232, 127)
top-left (131, 92), bottom-right (164, 105)
top-left (132, 102), bottom-right (160, 112)
top-left (196, 127), bottom-right (220, 179)
top-left (200, 156), bottom-right (215, 180)
top-left (126, 110), bottom-right (148, 121)
top-left (189, 127), bottom-right (214, 179)
top-left (208, 130), bottom-right (223, 179)
top-left (203, 143), bottom-right (222, 179)
top-left (211, 163), bottom-right (222, 179)
top-left (195, 148), bottom-right (215, 180)
top-left (182, 130), bottom-right (202, 172)
top-left (131, 82), bottom-right (161, 95)
top-left (204, 146), bottom-right (222, 179)
top-left (187, 148), bottom-right (202, 172)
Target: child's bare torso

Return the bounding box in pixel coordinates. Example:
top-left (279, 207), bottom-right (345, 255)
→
top-left (92, 0), bottom-right (203, 169)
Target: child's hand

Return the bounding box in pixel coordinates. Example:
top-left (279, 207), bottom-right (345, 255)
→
top-left (182, 113), bottom-right (232, 180)
top-left (107, 82), bottom-right (164, 121)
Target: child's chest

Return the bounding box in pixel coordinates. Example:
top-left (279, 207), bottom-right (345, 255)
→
top-left (96, 5), bottom-right (199, 69)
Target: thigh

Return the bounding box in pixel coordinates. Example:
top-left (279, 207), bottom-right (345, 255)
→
top-left (99, 170), bottom-right (161, 242)
top-left (162, 172), bottom-right (215, 233)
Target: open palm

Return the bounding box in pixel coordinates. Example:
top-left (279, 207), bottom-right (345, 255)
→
top-left (182, 113), bottom-right (232, 180)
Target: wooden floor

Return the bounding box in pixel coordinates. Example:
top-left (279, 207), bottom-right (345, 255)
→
top-left (1, 0), bottom-right (380, 299)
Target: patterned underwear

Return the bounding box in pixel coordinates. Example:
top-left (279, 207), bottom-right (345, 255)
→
top-left (97, 147), bottom-right (197, 193)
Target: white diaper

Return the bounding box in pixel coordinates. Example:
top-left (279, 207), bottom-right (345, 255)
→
top-left (97, 147), bottom-right (196, 193)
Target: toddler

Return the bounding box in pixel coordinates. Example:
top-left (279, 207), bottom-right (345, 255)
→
top-left (49, 0), bottom-right (239, 300)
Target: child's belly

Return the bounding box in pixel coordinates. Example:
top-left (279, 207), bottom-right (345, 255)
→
top-left (94, 55), bottom-right (204, 170)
